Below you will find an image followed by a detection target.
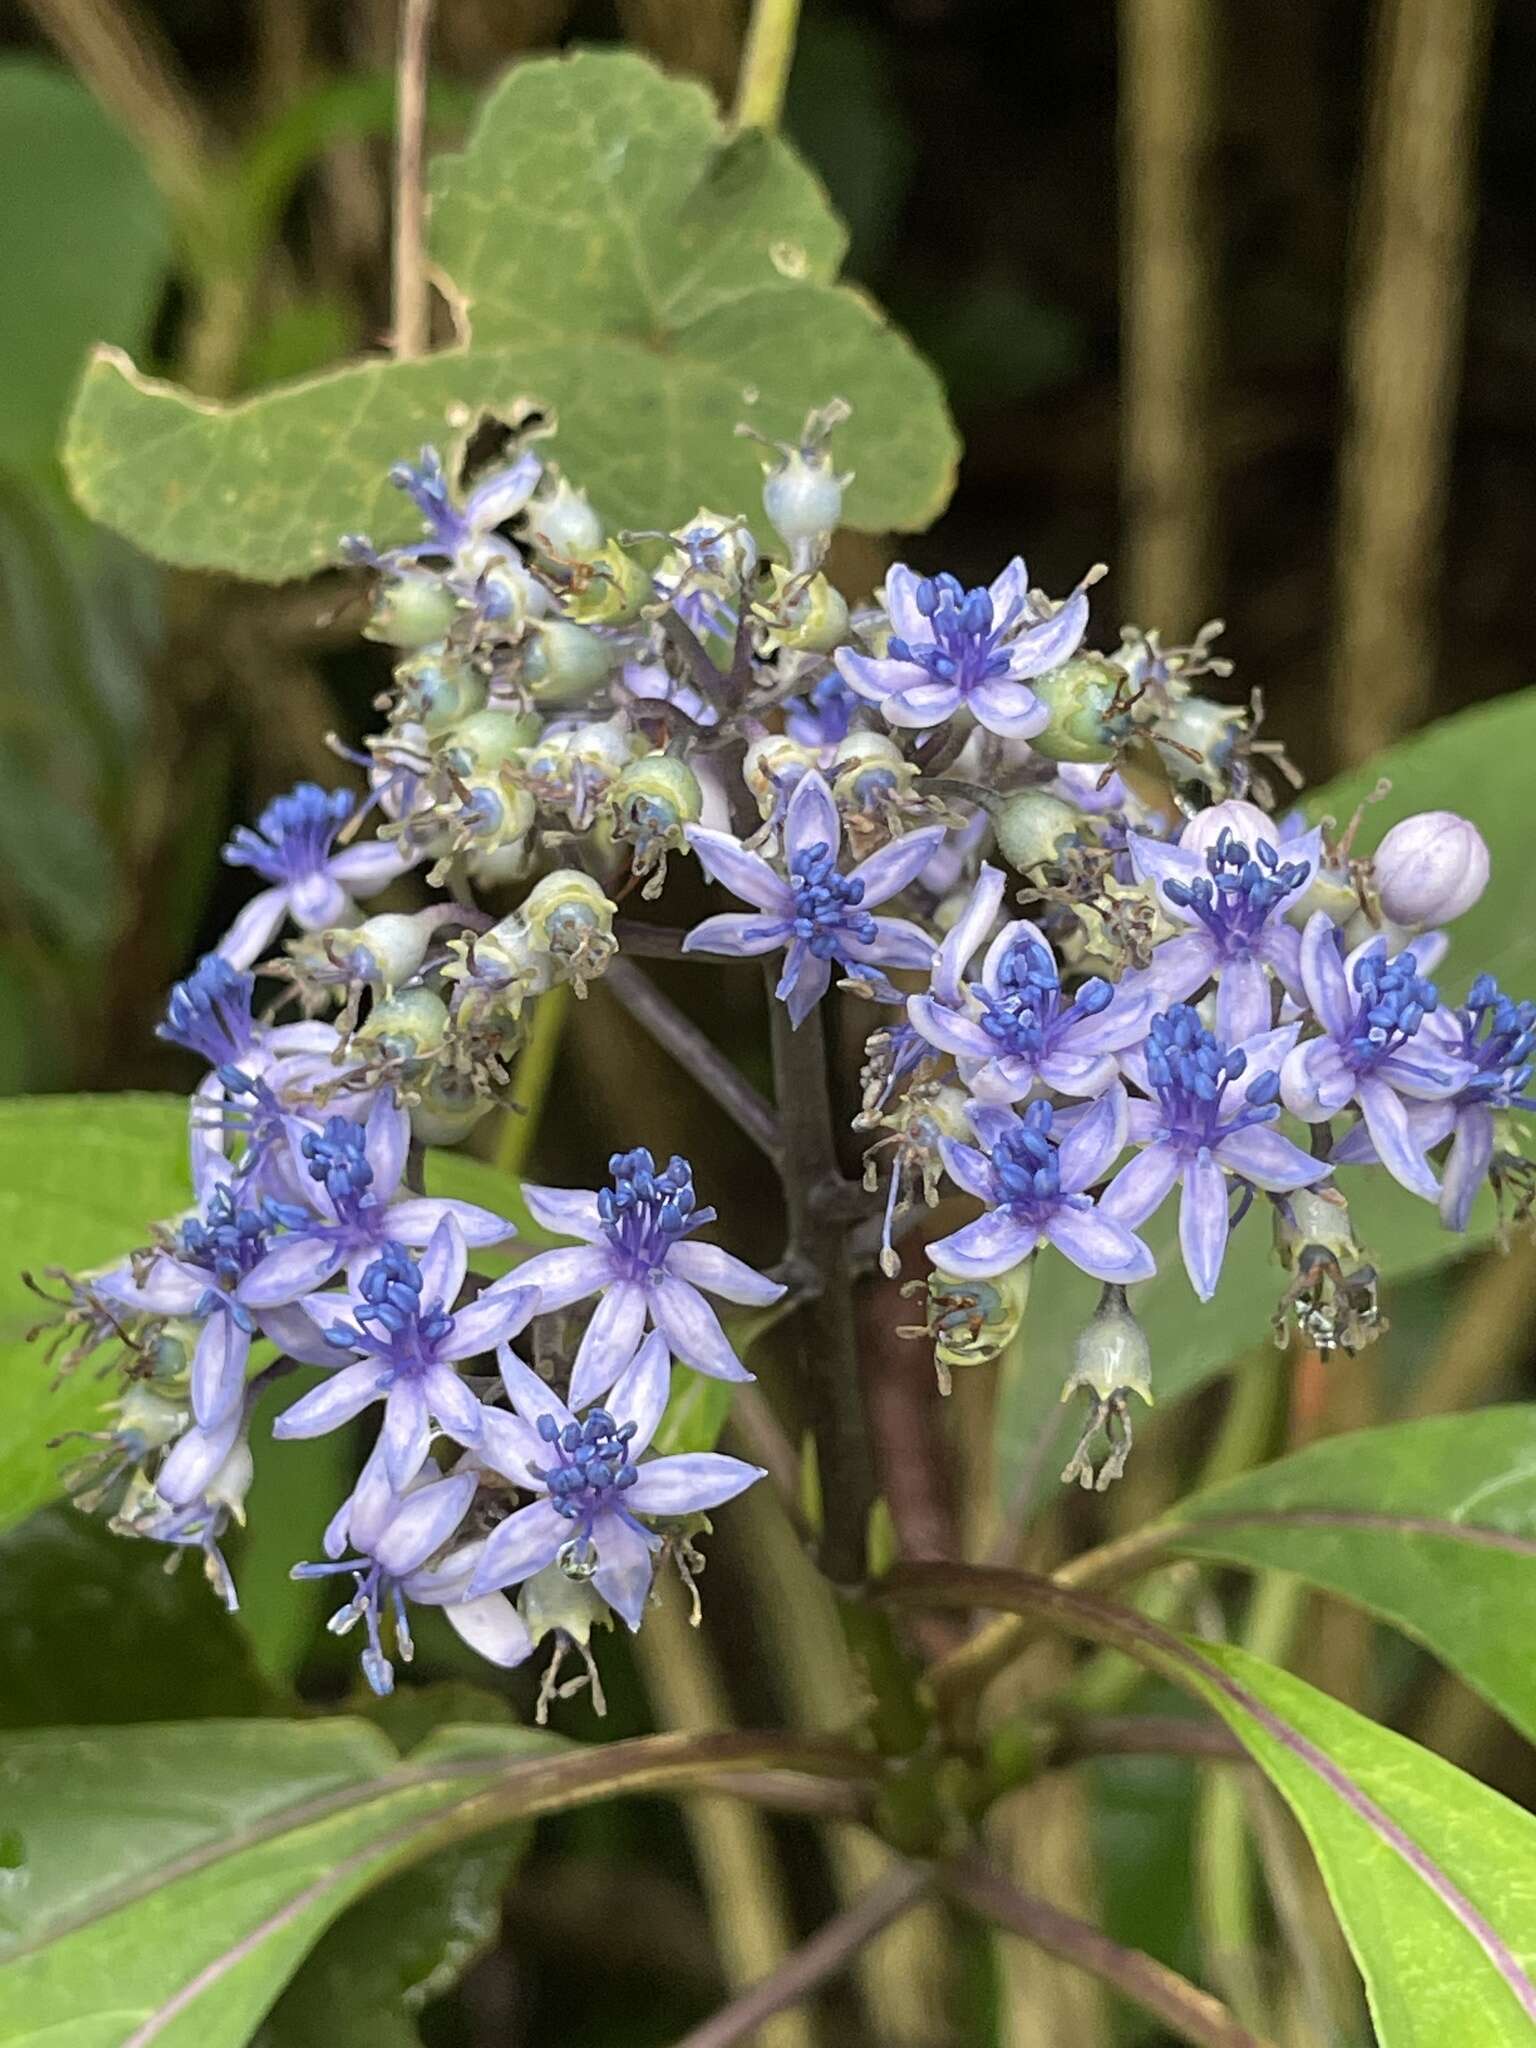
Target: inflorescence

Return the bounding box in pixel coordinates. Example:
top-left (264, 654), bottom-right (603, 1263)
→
top-left (33, 407), bottom-right (1521, 1699)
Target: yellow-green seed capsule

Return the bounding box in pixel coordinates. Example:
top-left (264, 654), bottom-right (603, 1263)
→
top-left (905, 1261), bottom-right (1032, 1394)
top-left (606, 753), bottom-right (705, 898)
top-left (356, 987), bottom-right (450, 1064)
top-left (436, 708), bottom-right (542, 778)
top-left (1027, 655), bottom-right (1130, 764)
top-left (564, 539), bottom-right (652, 626)
top-left (409, 1065), bottom-right (498, 1146)
top-left (526, 477), bottom-right (604, 559)
top-left (754, 566), bottom-right (850, 653)
top-left (994, 788), bottom-right (1080, 874)
top-left (519, 870), bottom-right (618, 992)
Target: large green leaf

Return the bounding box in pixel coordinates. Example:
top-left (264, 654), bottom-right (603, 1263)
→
top-left (1181, 1642), bottom-right (1536, 2048)
top-left (1159, 1408), bottom-right (1536, 1743)
top-left (891, 1562), bottom-right (1536, 2048)
top-left (0, 1719), bottom-right (861, 2047)
top-left (995, 690), bottom-right (1536, 1508)
top-left (0, 61), bottom-right (170, 467)
top-left (0, 1094), bottom-right (193, 1538)
top-left (63, 50), bottom-right (958, 583)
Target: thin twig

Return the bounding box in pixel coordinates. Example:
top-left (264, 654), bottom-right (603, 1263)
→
top-left (1118, 0), bottom-right (1218, 634)
top-left (495, 982), bottom-right (570, 1177)
top-left (672, 1864), bottom-right (933, 2048)
top-left (731, 0), bottom-right (803, 134)
top-left (946, 1854), bottom-right (1274, 2048)
top-left (604, 957), bottom-right (782, 1162)
top-left (615, 920), bottom-right (691, 959)
top-left (767, 984), bottom-right (876, 1587)
top-left (391, 0), bottom-right (436, 359)
top-left (1053, 1715), bottom-right (1247, 1765)
top-left (1330, 0), bottom-right (1493, 762)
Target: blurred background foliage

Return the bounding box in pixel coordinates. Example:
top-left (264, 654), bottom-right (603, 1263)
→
top-left (2, 2), bottom-right (1534, 2044)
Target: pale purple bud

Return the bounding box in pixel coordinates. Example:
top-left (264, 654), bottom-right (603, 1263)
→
top-left (1374, 810), bottom-right (1490, 927)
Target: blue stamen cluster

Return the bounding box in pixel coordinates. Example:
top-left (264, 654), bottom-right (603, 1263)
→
top-left (388, 449), bottom-right (462, 552)
top-left (978, 936), bottom-right (1113, 1058)
top-left (789, 842), bottom-right (878, 957)
top-left (1458, 976), bottom-right (1536, 1104)
top-left (887, 573), bottom-right (1018, 687)
top-left (225, 783), bottom-right (354, 886)
top-left (598, 1149), bottom-right (714, 1273)
top-left (1344, 950), bottom-right (1439, 1073)
top-left (1163, 830), bottom-right (1309, 949)
top-left (302, 1116), bottom-right (377, 1224)
top-left (535, 1408), bottom-right (640, 1533)
top-left (333, 1244), bottom-right (453, 1362)
top-left (158, 956), bottom-right (257, 1066)
top-left (180, 1186), bottom-right (301, 1301)
top-left (991, 1100), bottom-right (1077, 1216)
top-left (1145, 1005), bottom-right (1280, 1145)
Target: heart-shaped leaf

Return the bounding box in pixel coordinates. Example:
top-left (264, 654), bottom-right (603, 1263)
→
top-left (63, 50), bottom-right (958, 583)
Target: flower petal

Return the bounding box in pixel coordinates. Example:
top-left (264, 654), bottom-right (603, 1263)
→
top-left (568, 1280), bottom-right (649, 1408)
top-left (626, 1451), bottom-right (766, 1517)
top-left (880, 680), bottom-right (962, 729)
top-left (423, 1362), bottom-right (485, 1444)
top-left (1213, 1124), bottom-right (1326, 1192)
top-left (1099, 1142), bottom-right (1182, 1227)
top-left (1177, 1152), bottom-right (1230, 1300)
top-left (1441, 1102), bottom-right (1494, 1232)
top-left (520, 1185), bottom-right (605, 1242)
top-left (240, 1235), bottom-right (344, 1310)
top-left (848, 826), bottom-right (950, 908)
top-left (1133, 932), bottom-right (1218, 1006)
top-left (444, 1591), bottom-right (535, 1668)
top-left (665, 1240), bottom-right (785, 1307)
top-left (591, 1510), bottom-right (660, 1631)
top-left (443, 1279), bottom-right (541, 1359)
top-left (1215, 954), bottom-right (1273, 1046)
top-left (781, 947), bottom-right (832, 1028)
top-left (882, 562), bottom-right (930, 641)
top-left (381, 1378), bottom-right (432, 1490)
top-left (939, 1138), bottom-right (995, 1202)
top-left (1043, 1204), bottom-right (1157, 1284)
top-left (466, 1498), bottom-right (569, 1597)
top-left (684, 912), bottom-right (791, 960)
top-left (191, 1311), bottom-right (250, 1430)
top-left (375, 1471), bottom-right (477, 1577)
top-left (418, 1213), bottom-right (467, 1312)
top-left (1056, 1085), bottom-right (1128, 1194)
top-left (362, 1093), bottom-right (411, 1201)
top-left (934, 865), bottom-right (1008, 1001)
top-left (648, 1273), bottom-right (753, 1382)
top-left (609, 1327), bottom-right (673, 1453)
top-left (505, 1242), bottom-right (612, 1313)
top-left (783, 771), bottom-right (841, 865)
top-left (833, 646), bottom-right (929, 705)
top-left (495, 1339), bottom-right (573, 1434)
top-left (216, 887), bottom-right (289, 971)
top-left (157, 1409), bottom-right (242, 1508)
top-left (685, 826), bottom-right (793, 912)
top-left (1298, 912), bottom-right (1352, 1038)
top-left (327, 840), bottom-right (415, 894)
top-left (969, 678), bottom-right (1049, 739)
top-left (1007, 585), bottom-right (1090, 678)
top-left (272, 1360), bottom-right (386, 1440)
top-left (1357, 1075), bottom-right (1440, 1200)
top-left (385, 1197), bottom-right (513, 1249)
top-left (927, 1208), bottom-right (1038, 1279)
top-left (908, 994), bottom-right (994, 1060)
top-left (840, 917), bottom-right (936, 971)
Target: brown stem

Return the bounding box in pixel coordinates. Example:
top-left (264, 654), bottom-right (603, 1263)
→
top-left (670, 1865), bottom-right (932, 2048)
top-left (946, 1854), bottom-right (1274, 2048)
top-left (767, 985), bottom-right (875, 1587)
top-left (391, 0), bottom-right (436, 359)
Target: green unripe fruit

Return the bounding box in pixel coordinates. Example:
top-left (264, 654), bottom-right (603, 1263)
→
top-left (994, 788), bottom-right (1079, 874)
top-left (356, 987), bottom-right (449, 1063)
top-left (364, 567), bottom-right (459, 649)
top-left (565, 540), bottom-right (652, 627)
top-left (526, 477), bottom-right (604, 558)
top-left (1027, 654), bottom-right (1128, 764)
top-left (524, 619), bottom-right (616, 703)
top-left (436, 708), bottom-right (541, 777)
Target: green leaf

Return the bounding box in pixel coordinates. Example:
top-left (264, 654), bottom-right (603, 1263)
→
top-left (0, 1509), bottom-right (276, 1727)
top-left (1177, 1642), bottom-right (1536, 2048)
top-left (0, 1718), bottom-right (561, 2047)
top-left (62, 50), bottom-right (958, 582)
top-left (0, 1719), bottom-right (855, 2046)
top-left (0, 1094), bottom-right (193, 1539)
top-left (0, 60), bottom-right (170, 467)
top-left (1159, 1407), bottom-right (1536, 1743)
top-left (651, 1365), bottom-right (736, 1458)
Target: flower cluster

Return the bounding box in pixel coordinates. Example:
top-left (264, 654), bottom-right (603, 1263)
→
top-left (38, 403), bottom-right (1524, 1696)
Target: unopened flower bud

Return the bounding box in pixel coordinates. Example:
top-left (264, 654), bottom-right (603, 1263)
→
top-left (1178, 798), bottom-right (1275, 862)
top-left (763, 446), bottom-right (846, 567)
top-left (994, 788), bottom-right (1080, 874)
top-left (1060, 1285), bottom-right (1152, 1491)
top-left (523, 618), bottom-right (617, 704)
top-left (1027, 655), bottom-right (1130, 764)
top-left (1373, 810), bottom-right (1490, 928)
top-left (527, 476), bottom-right (604, 558)
top-left (364, 567), bottom-right (459, 649)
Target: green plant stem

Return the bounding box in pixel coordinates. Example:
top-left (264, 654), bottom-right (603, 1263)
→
top-left (634, 1577), bottom-right (817, 2048)
top-left (732, 0), bottom-right (802, 132)
top-left (391, 0), bottom-right (435, 358)
top-left (495, 984), bottom-right (570, 1176)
